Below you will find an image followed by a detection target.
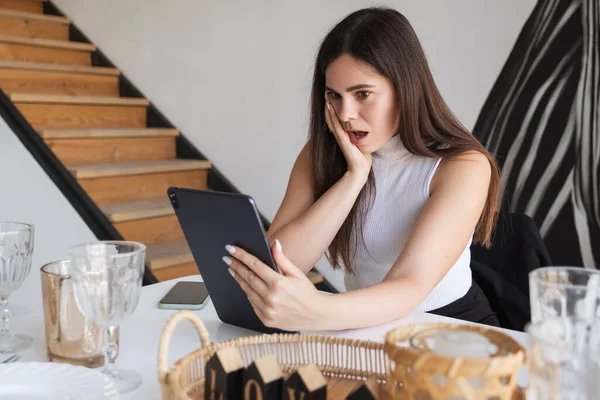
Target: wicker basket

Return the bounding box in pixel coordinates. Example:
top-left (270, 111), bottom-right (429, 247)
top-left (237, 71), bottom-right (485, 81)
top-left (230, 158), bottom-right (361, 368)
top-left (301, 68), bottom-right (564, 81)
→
top-left (158, 311), bottom-right (392, 399)
top-left (383, 323), bottom-right (526, 400)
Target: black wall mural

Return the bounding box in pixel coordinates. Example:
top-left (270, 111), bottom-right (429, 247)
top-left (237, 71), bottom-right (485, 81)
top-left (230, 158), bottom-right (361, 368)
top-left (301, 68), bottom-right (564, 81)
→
top-left (473, 0), bottom-right (599, 268)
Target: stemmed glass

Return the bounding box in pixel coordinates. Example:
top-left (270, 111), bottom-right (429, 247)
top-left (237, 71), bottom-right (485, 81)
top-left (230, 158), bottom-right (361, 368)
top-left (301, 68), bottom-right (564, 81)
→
top-left (69, 241), bottom-right (145, 394)
top-left (0, 222), bottom-right (34, 354)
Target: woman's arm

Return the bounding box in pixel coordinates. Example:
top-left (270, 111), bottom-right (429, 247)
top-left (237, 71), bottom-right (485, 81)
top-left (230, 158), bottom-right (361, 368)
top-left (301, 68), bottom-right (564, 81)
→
top-left (313, 151), bottom-right (492, 330)
top-left (266, 141), bottom-right (368, 274)
top-left (267, 100), bottom-right (373, 274)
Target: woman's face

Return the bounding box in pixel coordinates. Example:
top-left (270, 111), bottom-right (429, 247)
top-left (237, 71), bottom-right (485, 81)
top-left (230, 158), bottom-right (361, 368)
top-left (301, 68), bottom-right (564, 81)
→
top-left (325, 54), bottom-right (399, 153)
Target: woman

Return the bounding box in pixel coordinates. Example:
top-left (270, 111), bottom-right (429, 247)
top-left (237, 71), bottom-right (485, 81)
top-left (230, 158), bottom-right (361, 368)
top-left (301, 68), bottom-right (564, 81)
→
top-left (222, 6), bottom-right (501, 331)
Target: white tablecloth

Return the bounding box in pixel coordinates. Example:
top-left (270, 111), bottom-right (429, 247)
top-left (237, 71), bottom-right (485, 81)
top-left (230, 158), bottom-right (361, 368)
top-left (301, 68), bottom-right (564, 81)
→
top-left (8, 275), bottom-right (528, 399)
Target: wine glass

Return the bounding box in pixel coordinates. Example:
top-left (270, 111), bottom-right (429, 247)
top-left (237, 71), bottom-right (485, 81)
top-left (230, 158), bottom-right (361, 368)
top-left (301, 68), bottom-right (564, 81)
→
top-left (69, 241), bottom-right (145, 394)
top-left (0, 222), bottom-right (34, 354)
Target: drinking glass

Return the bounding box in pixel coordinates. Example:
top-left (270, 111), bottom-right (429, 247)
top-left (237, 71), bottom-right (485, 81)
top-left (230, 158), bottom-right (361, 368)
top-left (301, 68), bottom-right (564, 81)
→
top-left (41, 259), bottom-right (119, 367)
top-left (529, 267), bottom-right (600, 323)
top-left (69, 241), bottom-right (145, 394)
top-left (0, 222), bottom-right (34, 353)
top-left (526, 317), bottom-right (600, 399)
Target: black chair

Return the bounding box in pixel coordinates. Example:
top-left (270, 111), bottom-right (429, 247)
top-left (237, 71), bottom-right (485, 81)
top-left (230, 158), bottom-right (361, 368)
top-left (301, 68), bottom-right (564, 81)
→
top-left (470, 213), bottom-right (552, 331)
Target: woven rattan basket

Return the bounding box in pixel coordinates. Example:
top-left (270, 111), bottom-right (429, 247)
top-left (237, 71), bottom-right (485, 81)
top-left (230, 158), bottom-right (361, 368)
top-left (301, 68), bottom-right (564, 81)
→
top-left (158, 311), bottom-right (392, 399)
top-left (383, 323), bottom-right (526, 400)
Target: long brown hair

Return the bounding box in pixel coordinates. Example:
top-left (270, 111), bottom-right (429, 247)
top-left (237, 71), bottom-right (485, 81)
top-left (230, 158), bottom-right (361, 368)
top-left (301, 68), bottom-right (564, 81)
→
top-left (308, 7), bottom-right (500, 272)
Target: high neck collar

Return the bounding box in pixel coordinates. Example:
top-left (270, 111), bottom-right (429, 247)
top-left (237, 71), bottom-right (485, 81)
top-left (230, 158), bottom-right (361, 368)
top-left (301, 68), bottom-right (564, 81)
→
top-left (372, 135), bottom-right (410, 161)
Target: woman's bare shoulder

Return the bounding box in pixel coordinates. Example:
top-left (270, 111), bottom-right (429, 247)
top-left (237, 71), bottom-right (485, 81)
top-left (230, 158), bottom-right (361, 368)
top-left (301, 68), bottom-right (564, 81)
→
top-left (431, 150), bottom-right (492, 193)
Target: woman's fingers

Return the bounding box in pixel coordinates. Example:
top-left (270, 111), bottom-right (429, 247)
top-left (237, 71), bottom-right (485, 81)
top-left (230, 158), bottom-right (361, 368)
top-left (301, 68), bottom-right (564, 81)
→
top-left (324, 98), bottom-right (371, 177)
top-left (325, 100), bottom-right (344, 139)
top-left (324, 102), bottom-right (335, 134)
top-left (229, 259), bottom-right (273, 326)
top-left (233, 269), bottom-right (267, 310)
top-left (225, 255), bottom-right (270, 296)
top-left (226, 245), bottom-right (279, 286)
top-left (326, 100), bottom-right (345, 134)
top-left (325, 99), bottom-right (356, 153)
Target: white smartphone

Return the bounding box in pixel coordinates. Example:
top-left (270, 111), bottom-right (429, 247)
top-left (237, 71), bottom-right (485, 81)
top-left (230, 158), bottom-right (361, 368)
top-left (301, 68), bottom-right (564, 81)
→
top-left (157, 281), bottom-right (210, 310)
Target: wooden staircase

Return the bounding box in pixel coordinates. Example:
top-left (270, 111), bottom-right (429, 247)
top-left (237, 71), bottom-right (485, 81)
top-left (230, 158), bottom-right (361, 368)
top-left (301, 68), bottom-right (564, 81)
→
top-left (0, 0), bottom-right (325, 286)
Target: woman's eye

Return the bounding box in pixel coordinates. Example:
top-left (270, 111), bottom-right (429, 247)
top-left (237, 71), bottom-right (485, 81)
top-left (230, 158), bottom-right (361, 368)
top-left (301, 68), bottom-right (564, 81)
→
top-left (327, 92), bottom-right (340, 100)
top-left (356, 91), bottom-right (370, 100)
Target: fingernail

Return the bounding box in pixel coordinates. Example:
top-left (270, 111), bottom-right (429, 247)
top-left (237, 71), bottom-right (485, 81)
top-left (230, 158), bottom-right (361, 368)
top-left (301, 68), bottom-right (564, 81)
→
top-left (225, 245), bottom-right (236, 254)
top-left (228, 268), bottom-right (235, 277)
top-left (275, 239), bottom-right (282, 252)
top-left (222, 256), bottom-right (232, 266)
top-left (326, 102), bottom-right (331, 111)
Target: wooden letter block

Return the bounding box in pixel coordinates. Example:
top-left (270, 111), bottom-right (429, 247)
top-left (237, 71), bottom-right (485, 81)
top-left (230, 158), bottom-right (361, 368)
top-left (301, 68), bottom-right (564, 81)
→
top-left (282, 364), bottom-right (327, 400)
top-left (204, 347), bottom-right (245, 400)
top-left (242, 354), bottom-right (283, 400)
top-left (345, 377), bottom-right (379, 399)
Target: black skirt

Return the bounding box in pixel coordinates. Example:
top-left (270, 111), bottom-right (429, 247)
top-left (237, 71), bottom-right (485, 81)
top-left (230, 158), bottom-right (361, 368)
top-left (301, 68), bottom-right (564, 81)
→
top-left (427, 281), bottom-right (500, 327)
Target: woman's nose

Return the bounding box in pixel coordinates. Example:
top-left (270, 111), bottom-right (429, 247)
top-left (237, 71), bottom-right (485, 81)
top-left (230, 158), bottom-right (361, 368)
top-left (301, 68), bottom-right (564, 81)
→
top-left (337, 100), bottom-right (358, 123)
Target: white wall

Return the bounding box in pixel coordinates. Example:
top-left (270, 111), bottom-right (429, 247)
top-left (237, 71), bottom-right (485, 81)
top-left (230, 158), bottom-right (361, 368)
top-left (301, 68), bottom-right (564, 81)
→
top-left (0, 118), bottom-right (96, 314)
top-left (49, 0), bottom-right (536, 292)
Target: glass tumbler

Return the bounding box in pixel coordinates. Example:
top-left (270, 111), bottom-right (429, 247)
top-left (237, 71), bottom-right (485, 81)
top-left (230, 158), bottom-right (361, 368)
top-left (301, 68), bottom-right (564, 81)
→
top-left (41, 259), bottom-right (119, 367)
top-left (529, 267), bottom-right (600, 323)
top-left (526, 317), bottom-right (600, 399)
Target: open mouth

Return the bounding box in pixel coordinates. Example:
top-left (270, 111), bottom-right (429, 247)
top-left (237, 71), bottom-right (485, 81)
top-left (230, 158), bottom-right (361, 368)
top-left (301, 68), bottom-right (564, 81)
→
top-left (347, 130), bottom-right (369, 144)
top-left (350, 130), bottom-right (368, 139)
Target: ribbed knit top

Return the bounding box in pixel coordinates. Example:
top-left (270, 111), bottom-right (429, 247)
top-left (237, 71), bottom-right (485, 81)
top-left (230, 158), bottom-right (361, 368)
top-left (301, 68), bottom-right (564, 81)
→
top-left (344, 134), bottom-right (472, 311)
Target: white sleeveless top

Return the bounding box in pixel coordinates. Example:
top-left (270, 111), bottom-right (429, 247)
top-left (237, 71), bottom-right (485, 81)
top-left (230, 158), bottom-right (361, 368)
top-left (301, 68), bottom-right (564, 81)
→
top-left (344, 134), bottom-right (472, 312)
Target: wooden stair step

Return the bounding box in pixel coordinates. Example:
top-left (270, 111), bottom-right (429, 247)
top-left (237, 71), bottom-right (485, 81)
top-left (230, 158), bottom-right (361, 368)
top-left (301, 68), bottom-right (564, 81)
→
top-left (146, 239), bottom-right (192, 270)
top-left (101, 197), bottom-right (174, 223)
top-left (116, 214), bottom-right (183, 246)
top-left (0, 33), bottom-right (95, 51)
top-left (0, 8), bottom-right (69, 24)
top-left (39, 128), bottom-right (179, 139)
top-left (10, 93), bottom-right (149, 106)
top-left (0, 0), bottom-right (45, 14)
top-left (80, 169), bottom-right (208, 205)
top-left (152, 263), bottom-right (198, 281)
top-left (47, 136), bottom-right (176, 166)
top-left (0, 9), bottom-right (69, 41)
top-left (145, 239), bottom-right (325, 285)
top-left (69, 159), bottom-right (212, 179)
top-left (0, 36), bottom-right (91, 66)
top-left (15, 102), bottom-right (147, 129)
top-left (12, 94), bottom-right (149, 128)
top-left (0, 69), bottom-right (119, 97)
top-left (0, 60), bottom-right (119, 75)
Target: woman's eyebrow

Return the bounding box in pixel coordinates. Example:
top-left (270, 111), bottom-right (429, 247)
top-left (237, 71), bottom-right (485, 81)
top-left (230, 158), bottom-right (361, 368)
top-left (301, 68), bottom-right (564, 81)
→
top-left (325, 84), bottom-right (377, 92)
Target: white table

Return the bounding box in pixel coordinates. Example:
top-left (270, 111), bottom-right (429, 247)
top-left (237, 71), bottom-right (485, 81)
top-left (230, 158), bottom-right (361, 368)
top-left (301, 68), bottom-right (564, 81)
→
top-left (8, 275), bottom-right (528, 399)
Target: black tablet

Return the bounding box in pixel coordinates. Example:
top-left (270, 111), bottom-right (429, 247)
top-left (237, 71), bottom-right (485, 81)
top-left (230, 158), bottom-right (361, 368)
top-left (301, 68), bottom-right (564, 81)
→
top-left (167, 187), bottom-right (295, 334)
